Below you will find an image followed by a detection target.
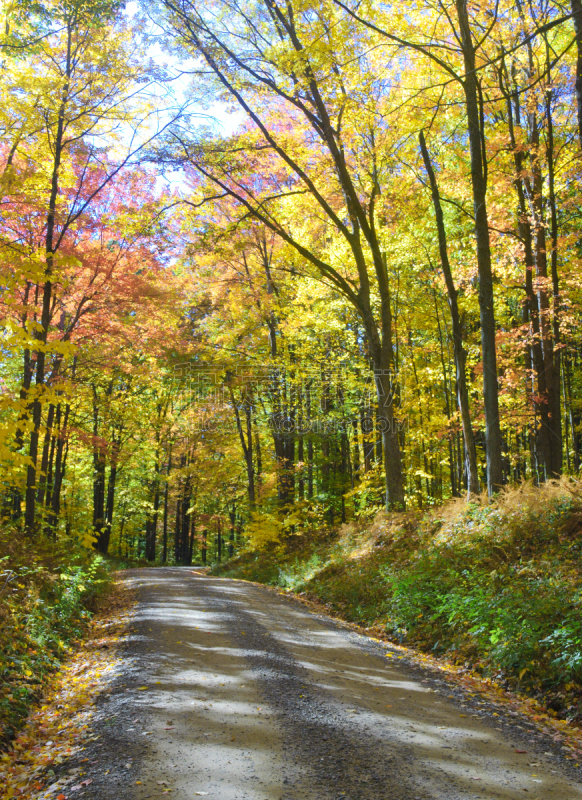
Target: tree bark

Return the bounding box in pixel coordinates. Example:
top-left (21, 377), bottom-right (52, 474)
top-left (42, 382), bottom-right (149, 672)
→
top-left (230, 387), bottom-right (255, 505)
top-left (419, 130), bottom-right (480, 496)
top-left (145, 447), bottom-right (161, 561)
top-left (162, 445), bottom-right (171, 563)
top-left (455, 0), bottom-right (503, 494)
top-left (24, 20), bottom-right (72, 535)
top-left (571, 0), bottom-right (582, 147)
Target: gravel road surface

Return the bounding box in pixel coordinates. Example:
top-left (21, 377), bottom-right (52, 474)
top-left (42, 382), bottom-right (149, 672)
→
top-left (68, 568), bottom-right (582, 800)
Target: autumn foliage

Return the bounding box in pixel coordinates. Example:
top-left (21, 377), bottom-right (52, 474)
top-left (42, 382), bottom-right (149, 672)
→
top-left (3, 0), bottom-right (582, 743)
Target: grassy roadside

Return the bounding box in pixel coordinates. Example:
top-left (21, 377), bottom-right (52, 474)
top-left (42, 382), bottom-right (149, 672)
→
top-left (213, 479), bottom-right (582, 726)
top-left (0, 526), bottom-right (113, 749)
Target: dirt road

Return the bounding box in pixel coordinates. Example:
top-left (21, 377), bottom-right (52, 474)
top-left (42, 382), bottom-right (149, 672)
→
top-left (70, 569), bottom-right (582, 800)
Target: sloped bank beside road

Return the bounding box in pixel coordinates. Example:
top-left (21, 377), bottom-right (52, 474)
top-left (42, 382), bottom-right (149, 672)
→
top-left (215, 480), bottom-right (582, 751)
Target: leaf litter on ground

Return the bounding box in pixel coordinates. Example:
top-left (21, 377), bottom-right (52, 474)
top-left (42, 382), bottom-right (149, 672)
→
top-left (0, 579), bottom-right (134, 800)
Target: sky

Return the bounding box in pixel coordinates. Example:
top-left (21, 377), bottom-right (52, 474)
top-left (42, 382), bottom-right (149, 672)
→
top-left (123, 1), bottom-right (244, 196)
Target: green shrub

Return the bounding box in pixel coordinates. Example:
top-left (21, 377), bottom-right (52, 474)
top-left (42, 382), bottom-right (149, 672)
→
top-left (0, 531), bottom-right (113, 747)
top-left (215, 479), bottom-right (582, 721)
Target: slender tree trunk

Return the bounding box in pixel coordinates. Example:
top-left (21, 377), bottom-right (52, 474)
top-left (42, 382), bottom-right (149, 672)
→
top-left (47, 396), bottom-right (72, 536)
top-left (307, 385), bottom-right (314, 497)
top-left (92, 389), bottom-right (108, 554)
top-left (201, 529), bottom-right (207, 565)
top-left (419, 131), bottom-right (479, 496)
top-left (530, 115), bottom-right (561, 476)
top-left (163, 446), bottom-right (171, 563)
top-left (229, 501), bottom-right (235, 557)
top-left (254, 418), bottom-right (262, 495)
top-left (231, 388), bottom-right (255, 505)
top-left (351, 417), bottom-right (360, 486)
top-left (24, 22), bottom-right (72, 535)
top-left (105, 460), bottom-right (118, 549)
top-left (571, 0), bottom-right (582, 147)
top-left (565, 357), bottom-right (580, 471)
top-left (36, 402), bottom-right (55, 509)
top-left (44, 406), bottom-right (59, 512)
top-left (545, 86), bottom-right (563, 474)
top-left (174, 492), bottom-right (181, 564)
top-left (145, 447), bottom-right (161, 562)
top-left (188, 509), bottom-right (196, 565)
top-left (455, 0), bottom-right (503, 494)
top-left (216, 517), bottom-right (222, 562)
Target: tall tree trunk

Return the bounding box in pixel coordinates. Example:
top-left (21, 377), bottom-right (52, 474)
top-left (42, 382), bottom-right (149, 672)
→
top-left (545, 85), bottom-right (563, 474)
top-left (201, 528), bottom-right (207, 565)
top-left (44, 406), bottom-right (59, 512)
top-left (455, 0), bottom-right (503, 494)
top-left (47, 401), bottom-right (71, 535)
top-left (45, 356), bottom-right (76, 536)
top-left (174, 492), bottom-right (181, 564)
top-left (24, 22), bottom-right (72, 535)
top-left (36, 402), bottom-right (56, 510)
top-left (92, 389), bottom-right (108, 554)
top-left (229, 501), bottom-right (236, 557)
top-left (230, 388), bottom-right (255, 505)
top-left (216, 517), bottom-right (222, 563)
top-left (351, 417), bottom-right (360, 486)
top-left (419, 131), bottom-right (480, 496)
top-left (530, 114), bottom-right (561, 476)
top-left (105, 459), bottom-right (118, 552)
top-left (571, 0), bottom-right (582, 147)
top-left (145, 447), bottom-right (161, 562)
top-left (162, 445), bottom-right (171, 563)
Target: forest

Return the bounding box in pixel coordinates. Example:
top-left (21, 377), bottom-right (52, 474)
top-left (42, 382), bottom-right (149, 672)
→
top-left (2, 0), bottom-right (582, 741)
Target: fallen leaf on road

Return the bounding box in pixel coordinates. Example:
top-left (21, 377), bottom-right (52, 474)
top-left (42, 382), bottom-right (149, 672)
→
top-left (137, 686), bottom-right (149, 690)
top-left (515, 749), bottom-right (527, 753)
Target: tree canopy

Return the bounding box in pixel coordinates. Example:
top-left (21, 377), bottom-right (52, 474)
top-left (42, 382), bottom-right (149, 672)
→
top-left (2, 0), bottom-right (582, 562)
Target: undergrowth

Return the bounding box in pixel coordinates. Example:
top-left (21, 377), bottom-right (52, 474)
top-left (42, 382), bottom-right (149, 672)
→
top-left (0, 527), bottom-right (112, 748)
top-left (214, 478), bottom-right (582, 725)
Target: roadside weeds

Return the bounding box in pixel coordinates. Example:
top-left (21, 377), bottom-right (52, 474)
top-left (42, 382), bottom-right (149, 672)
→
top-left (0, 579), bottom-right (134, 800)
top-left (276, 584), bottom-right (582, 770)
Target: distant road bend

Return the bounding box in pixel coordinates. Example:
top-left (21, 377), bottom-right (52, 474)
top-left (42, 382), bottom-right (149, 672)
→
top-left (77, 569), bottom-right (582, 800)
